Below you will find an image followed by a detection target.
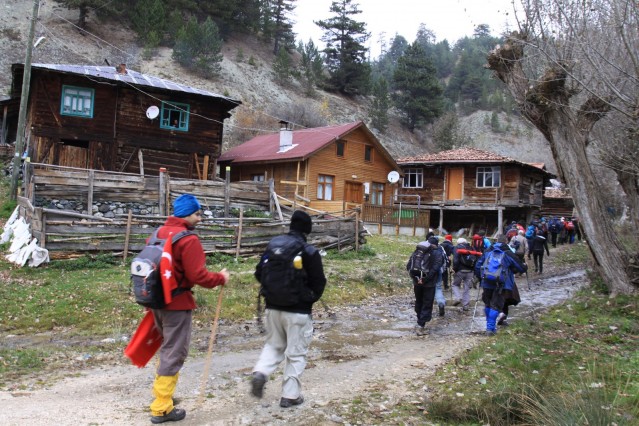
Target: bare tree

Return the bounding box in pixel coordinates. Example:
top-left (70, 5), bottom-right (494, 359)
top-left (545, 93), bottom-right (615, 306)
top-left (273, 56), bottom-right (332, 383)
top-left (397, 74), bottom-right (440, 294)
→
top-left (487, 0), bottom-right (638, 295)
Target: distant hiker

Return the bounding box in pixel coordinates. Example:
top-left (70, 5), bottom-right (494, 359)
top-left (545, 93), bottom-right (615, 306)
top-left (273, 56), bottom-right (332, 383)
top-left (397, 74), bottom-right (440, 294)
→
top-left (472, 234), bottom-right (485, 253)
top-left (441, 234), bottom-right (454, 290)
top-left (548, 216), bottom-right (561, 248)
top-left (430, 237), bottom-right (448, 317)
top-left (451, 238), bottom-right (481, 311)
top-left (478, 229), bottom-right (491, 251)
top-left (505, 224), bottom-right (519, 243)
top-left (510, 230), bottom-right (528, 264)
top-left (251, 210), bottom-right (326, 408)
top-left (559, 217), bottom-right (567, 244)
top-left (406, 238), bottom-right (443, 336)
top-left (475, 234), bottom-right (527, 335)
top-left (148, 194), bottom-right (229, 424)
top-left (565, 219), bottom-right (576, 244)
top-left (530, 227), bottom-right (551, 274)
top-left (572, 217), bottom-right (582, 241)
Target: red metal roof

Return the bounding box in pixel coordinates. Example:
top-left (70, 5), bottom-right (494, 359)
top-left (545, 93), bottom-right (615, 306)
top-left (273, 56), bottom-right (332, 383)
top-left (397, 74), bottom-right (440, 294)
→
top-left (219, 121), bottom-right (366, 164)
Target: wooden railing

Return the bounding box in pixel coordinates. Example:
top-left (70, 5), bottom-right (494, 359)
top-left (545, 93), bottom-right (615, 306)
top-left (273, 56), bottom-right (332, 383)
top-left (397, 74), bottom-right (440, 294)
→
top-left (362, 204), bottom-right (430, 228)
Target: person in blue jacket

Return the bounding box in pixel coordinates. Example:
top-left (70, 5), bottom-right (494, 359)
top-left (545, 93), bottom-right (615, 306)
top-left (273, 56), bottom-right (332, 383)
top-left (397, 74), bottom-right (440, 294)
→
top-left (475, 234), bottom-right (527, 335)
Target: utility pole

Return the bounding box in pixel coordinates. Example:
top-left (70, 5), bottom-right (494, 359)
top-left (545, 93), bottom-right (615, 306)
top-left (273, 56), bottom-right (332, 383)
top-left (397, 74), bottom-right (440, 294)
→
top-left (10, 0), bottom-right (40, 201)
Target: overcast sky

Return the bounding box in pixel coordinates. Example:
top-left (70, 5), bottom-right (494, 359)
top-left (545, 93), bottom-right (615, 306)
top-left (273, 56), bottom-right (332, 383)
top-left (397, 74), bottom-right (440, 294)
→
top-left (293, 0), bottom-right (519, 57)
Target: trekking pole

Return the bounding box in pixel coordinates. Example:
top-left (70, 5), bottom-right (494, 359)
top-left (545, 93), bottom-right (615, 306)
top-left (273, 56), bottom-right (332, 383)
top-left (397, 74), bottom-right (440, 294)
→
top-left (320, 298), bottom-right (336, 318)
top-left (196, 285), bottom-right (224, 408)
top-left (469, 280), bottom-right (482, 333)
top-left (525, 271), bottom-right (531, 291)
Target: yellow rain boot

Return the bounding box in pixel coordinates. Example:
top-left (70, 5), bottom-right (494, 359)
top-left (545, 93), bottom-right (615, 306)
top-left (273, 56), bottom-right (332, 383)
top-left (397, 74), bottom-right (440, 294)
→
top-left (150, 373), bottom-right (186, 423)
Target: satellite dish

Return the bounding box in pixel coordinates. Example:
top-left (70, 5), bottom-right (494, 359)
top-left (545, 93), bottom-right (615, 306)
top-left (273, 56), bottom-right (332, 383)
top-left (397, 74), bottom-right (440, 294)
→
top-left (146, 105), bottom-right (159, 119)
top-left (387, 171), bottom-right (400, 183)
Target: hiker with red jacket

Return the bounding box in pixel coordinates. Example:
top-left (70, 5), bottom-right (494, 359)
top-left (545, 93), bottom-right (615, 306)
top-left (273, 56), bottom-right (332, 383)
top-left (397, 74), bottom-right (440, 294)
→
top-left (149, 194), bottom-right (229, 424)
top-left (475, 235), bottom-right (527, 335)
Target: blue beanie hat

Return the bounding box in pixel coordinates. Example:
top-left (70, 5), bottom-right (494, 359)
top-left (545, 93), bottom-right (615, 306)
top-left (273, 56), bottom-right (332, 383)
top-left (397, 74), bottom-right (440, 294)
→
top-left (173, 194), bottom-right (201, 218)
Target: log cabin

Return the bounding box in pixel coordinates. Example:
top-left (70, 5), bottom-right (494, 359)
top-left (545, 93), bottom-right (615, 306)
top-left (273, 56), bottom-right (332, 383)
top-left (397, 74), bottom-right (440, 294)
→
top-left (217, 121), bottom-right (401, 212)
top-left (1, 63), bottom-right (240, 179)
top-left (396, 147), bottom-right (555, 234)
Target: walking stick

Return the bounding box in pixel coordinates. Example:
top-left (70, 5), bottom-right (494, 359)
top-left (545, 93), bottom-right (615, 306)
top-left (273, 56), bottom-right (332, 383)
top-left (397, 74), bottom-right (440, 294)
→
top-left (469, 280), bottom-right (482, 333)
top-left (196, 285), bottom-right (225, 408)
top-left (525, 270), bottom-right (531, 291)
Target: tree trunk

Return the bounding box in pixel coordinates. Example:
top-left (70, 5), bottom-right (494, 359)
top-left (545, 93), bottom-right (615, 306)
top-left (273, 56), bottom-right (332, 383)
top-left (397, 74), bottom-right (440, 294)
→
top-left (487, 34), bottom-right (636, 295)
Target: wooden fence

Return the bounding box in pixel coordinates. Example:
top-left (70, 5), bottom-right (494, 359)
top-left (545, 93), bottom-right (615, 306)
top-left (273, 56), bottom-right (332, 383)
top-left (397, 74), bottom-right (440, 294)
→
top-left (16, 164), bottom-right (365, 257)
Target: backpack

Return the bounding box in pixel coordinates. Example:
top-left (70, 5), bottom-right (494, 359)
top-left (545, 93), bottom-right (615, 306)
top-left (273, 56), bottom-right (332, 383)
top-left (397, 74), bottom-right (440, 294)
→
top-left (456, 248), bottom-right (481, 269)
top-left (131, 229), bottom-right (193, 309)
top-left (510, 238), bottom-right (521, 253)
top-left (439, 246), bottom-right (450, 271)
top-left (565, 221), bottom-right (575, 231)
top-left (481, 250), bottom-right (506, 286)
top-left (506, 228), bottom-right (518, 242)
top-left (525, 225), bottom-right (535, 239)
top-left (472, 236), bottom-right (485, 253)
top-left (548, 219), bottom-right (560, 233)
top-left (258, 234), bottom-right (309, 306)
top-left (407, 245), bottom-right (431, 279)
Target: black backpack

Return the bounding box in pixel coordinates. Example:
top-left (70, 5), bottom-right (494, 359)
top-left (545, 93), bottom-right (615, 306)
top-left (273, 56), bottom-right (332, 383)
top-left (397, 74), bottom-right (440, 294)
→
top-left (457, 248), bottom-right (479, 269)
top-left (258, 234), bottom-right (310, 306)
top-left (130, 229), bottom-right (193, 309)
top-left (406, 245), bottom-right (431, 279)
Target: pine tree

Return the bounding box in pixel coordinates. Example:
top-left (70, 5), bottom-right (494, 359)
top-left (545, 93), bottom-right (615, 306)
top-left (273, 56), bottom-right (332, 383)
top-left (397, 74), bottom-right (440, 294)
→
top-left (173, 17), bottom-right (223, 78)
top-left (315, 0), bottom-right (371, 95)
top-left (297, 39), bottom-right (324, 95)
top-left (270, 0), bottom-right (297, 55)
top-left (369, 78), bottom-right (390, 133)
top-left (392, 42), bottom-right (444, 131)
top-left (131, 0), bottom-right (166, 45)
top-left (273, 48), bottom-right (292, 83)
top-left (57, 0), bottom-right (123, 28)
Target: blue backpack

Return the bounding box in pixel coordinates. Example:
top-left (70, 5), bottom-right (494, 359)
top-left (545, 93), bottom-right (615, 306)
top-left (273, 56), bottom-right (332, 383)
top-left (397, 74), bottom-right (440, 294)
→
top-left (481, 250), bottom-right (506, 285)
top-left (548, 219), bottom-right (560, 233)
top-left (525, 225), bottom-right (535, 239)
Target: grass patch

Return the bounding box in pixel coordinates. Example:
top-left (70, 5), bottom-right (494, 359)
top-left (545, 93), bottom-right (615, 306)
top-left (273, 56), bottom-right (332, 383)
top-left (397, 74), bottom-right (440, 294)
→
top-left (0, 234), bottom-right (418, 383)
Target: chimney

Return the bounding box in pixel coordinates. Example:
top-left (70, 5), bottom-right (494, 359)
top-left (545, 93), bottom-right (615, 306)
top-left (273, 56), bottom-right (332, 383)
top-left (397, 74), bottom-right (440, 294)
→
top-left (116, 63), bottom-right (127, 75)
top-left (279, 120), bottom-right (293, 150)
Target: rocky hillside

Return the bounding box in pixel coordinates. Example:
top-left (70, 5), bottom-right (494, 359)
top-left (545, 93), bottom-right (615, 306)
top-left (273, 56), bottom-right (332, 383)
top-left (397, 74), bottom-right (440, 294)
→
top-left (0, 0), bottom-right (556, 172)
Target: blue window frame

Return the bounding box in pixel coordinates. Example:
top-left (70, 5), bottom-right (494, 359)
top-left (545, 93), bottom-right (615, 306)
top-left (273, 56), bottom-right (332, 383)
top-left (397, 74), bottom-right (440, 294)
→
top-left (60, 85), bottom-right (94, 118)
top-left (160, 101), bottom-right (190, 131)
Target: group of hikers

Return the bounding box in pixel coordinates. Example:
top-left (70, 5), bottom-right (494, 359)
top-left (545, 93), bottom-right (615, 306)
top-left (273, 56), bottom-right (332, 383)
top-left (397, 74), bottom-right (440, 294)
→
top-left (406, 215), bottom-right (576, 337)
top-left (133, 194), bottom-right (576, 424)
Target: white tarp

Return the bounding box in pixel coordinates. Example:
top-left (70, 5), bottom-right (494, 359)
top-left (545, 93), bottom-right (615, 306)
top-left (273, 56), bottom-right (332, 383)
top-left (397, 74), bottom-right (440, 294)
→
top-left (3, 207), bottom-right (50, 267)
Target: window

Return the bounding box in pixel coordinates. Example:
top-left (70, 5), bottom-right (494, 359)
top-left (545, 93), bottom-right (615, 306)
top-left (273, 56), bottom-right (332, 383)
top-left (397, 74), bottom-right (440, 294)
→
top-left (402, 168), bottom-right (423, 188)
top-left (371, 182), bottom-right (385, 205)
top-left (317, 175), bottom-right (334, 200)
top-left (476, 166), bottom-right (501, 188)
top-left (336, 141), bottom-right (345, 157)
top-left (364, 145), bottom-right (373, 162)
top-left (60, 85), bottom-right (94, 118)
top-left (160, 101), bottom-right (190, 131)
top-left (251, 174), bottom-right (265, 182)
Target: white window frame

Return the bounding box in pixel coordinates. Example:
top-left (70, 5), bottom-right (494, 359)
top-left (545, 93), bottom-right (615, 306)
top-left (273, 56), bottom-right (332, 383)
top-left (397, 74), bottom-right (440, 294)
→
top-left (402, 168), bottom-right (423, 188)
top-left (476, 166), bottom-right (501, 188)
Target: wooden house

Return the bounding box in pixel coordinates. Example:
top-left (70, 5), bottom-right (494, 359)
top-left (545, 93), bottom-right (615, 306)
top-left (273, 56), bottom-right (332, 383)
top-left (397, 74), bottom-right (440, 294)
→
top-left (396, 147), bottom-right (555, 233)
top-left (217, 121), bottom-right (401, 212)
top-left (1, 63), bottom-right (240, 179)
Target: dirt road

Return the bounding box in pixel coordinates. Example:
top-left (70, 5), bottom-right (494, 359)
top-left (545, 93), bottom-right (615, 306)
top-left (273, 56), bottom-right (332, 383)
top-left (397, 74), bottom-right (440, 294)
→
top-left (0, 258), bottom-right (587, 425)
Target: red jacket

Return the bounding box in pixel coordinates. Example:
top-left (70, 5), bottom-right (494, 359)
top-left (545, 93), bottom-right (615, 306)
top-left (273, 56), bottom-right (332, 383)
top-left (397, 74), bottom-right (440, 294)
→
top-left (156, 216), bottom-right (225, 310)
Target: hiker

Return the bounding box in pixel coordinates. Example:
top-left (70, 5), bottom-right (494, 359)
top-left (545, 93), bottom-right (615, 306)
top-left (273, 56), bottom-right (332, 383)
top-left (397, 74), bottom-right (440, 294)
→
top-left (149, 194), bottom-right (229, 424)
top-left (431, 237), bottom-right (448, 317)
top-left (475, 234), bottom-right (527, 335)
top-left (472, 233), bottom-right (485, 253)
top-left (548, 216), bottom-right (561, 248)
top-left (510, 230), bottom-right (528, 264)
top-left (251, 210), bottom-right (327, 408)
top-left (572, 217), bottom-right (582, 241)
top-left (440, 234), bottom-right (454, 290)
top-left (558, 217), bottom-right (567, 244)
top-left (451, 237), bottom-right (480, 311)
top-left (565, 219), bottom-right (576, 244)
top-left (478, 229), bottom-right (491, 251)
top-left (406, 238), bottom-right (444, 335)
top-left (530, 227), bottom-right (551, 274)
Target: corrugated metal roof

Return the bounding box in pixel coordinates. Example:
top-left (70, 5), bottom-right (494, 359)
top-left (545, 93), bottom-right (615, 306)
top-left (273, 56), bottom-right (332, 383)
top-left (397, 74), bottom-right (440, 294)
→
top-left (24, 64), bottom-right (240, 103)
top-left (219, 121), bottom-right (365, 164)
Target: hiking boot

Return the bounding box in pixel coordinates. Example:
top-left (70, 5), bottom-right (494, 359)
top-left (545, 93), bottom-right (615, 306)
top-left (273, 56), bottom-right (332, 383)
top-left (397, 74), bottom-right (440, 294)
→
top-left (280, 396), bottom-right (304, 408)
top-left (415, 325), bottom-right (428, 336)
top-left (496, 312), bottom-right (506, 325)
top-left (438, 304), bottom-right (445, 317)
top-left (452, 300), bottom-right (461, 307)
top-left (150, 408), bottom-right (186, 424)
top-left (251, 372), bottom-right (267, 398)
top-left (485, 330), bottom-right (497, 336)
